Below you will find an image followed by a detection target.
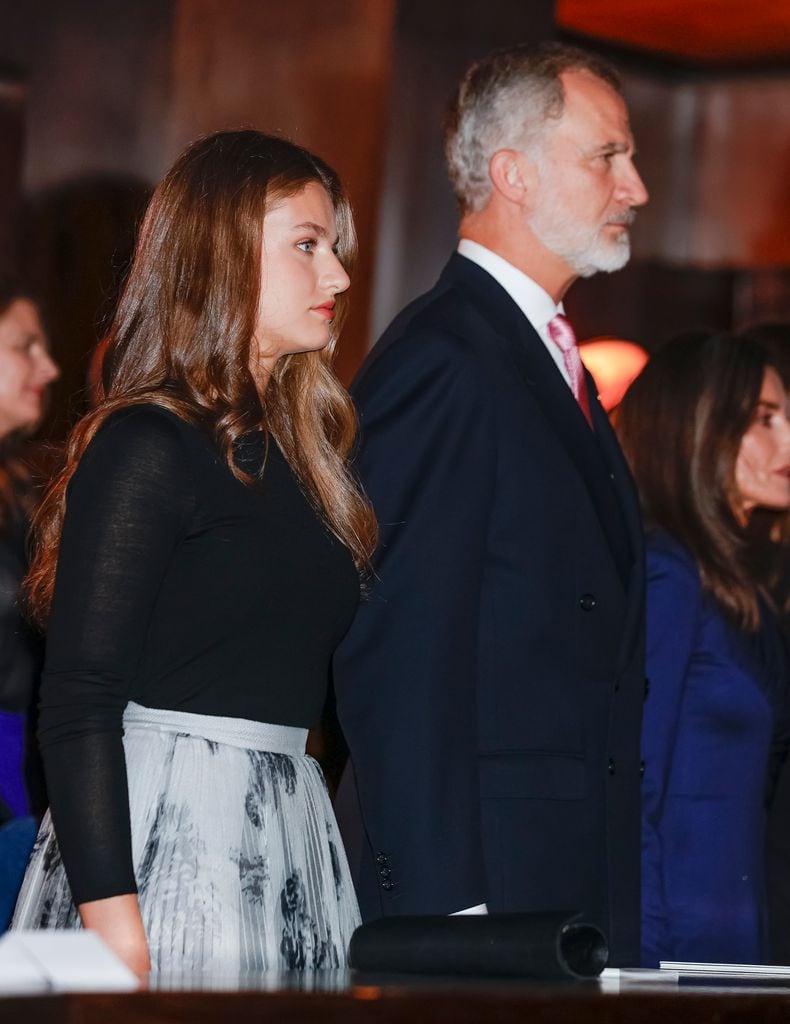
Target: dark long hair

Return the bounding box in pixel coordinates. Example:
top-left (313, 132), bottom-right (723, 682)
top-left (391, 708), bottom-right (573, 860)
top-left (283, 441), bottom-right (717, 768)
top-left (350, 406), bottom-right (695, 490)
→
top-left (616, 330), bottom-right (786, 630)
top-left (26, 130), bottom-right (377, 625)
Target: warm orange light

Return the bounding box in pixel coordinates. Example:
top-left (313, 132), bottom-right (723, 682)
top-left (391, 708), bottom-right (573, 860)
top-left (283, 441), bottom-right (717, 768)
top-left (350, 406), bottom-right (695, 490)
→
top-left (580, 337), bottom-right (648, 412)
top-left (353, 986), bottom-right (382, 1000)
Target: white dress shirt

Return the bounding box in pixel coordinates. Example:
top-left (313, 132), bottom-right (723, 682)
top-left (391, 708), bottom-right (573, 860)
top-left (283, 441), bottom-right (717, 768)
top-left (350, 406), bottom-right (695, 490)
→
top-left (457, 238), bottom-right (573, 390)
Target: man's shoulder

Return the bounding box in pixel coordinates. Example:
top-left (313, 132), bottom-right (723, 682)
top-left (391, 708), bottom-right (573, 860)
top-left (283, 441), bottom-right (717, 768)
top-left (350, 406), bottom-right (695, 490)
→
top-left (358, 259), bottom-right (505, 383)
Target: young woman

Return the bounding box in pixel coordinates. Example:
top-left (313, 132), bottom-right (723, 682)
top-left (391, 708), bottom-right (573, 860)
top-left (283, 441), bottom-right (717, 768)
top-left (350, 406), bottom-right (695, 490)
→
top-left (12, 131), bottom-right (377, 976)
top-left (616, 331), bottom-right (790, 966)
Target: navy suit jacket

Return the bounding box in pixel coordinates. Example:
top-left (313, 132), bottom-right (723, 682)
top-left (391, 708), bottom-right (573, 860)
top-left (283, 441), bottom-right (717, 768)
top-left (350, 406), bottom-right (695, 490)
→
top-left (333, 254), bottom-right (646, 965)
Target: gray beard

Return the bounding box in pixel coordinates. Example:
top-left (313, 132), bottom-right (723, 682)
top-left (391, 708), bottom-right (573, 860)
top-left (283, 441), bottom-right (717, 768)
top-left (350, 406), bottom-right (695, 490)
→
top-left (529, 196), bottom-right (634, 278)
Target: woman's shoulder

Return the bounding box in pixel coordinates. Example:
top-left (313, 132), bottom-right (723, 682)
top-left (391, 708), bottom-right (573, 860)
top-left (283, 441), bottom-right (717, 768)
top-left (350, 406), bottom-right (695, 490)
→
top-left (95, 402), bottom-right (195, 439)
top-left (646, 530), bottom-right (702, 595)
top-left (75, 404), bottom-right (209, 492)
top-left (87, 403), bottom-right (208, 460)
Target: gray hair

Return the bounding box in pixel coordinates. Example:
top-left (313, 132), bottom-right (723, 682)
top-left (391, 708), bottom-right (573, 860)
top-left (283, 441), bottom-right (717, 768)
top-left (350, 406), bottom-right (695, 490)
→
top-left (444, 43), bottom-right (622, 215)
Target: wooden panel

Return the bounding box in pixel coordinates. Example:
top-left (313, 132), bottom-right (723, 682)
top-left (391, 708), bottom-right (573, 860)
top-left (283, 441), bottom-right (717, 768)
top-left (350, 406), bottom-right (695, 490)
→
top-left (619, 69), bottom-right (790, 268)
top-left (167, 0), bottom-right (396, 383)
top-left (21, 1), bottom-right (175, 193)
top-left (369, 0), bottom-right (556, 341)
top-left (692, 77), bottom-right (790, 266)
top-left (0, 79), bottom-right (26, 274)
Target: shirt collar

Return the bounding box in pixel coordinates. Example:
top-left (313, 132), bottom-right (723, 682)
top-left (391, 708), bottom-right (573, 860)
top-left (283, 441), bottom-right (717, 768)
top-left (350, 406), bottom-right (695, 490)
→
top-left (457, 238), bottom-right (563, 334)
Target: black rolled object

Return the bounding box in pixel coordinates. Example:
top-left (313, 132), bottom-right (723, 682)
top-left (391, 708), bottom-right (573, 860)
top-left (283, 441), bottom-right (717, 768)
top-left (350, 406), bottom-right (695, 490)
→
top-left (348, 912), bottom-right (608, 980)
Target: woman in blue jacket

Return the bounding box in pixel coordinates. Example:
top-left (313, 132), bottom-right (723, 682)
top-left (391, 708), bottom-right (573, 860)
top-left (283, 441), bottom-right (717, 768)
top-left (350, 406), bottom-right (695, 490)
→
top-left (617, 331), bottom-right (790, 966)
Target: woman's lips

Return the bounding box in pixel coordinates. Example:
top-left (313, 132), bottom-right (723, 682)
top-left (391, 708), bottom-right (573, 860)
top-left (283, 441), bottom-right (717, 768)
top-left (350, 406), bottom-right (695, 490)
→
top-left (312, 302), bottom-right (336, 320)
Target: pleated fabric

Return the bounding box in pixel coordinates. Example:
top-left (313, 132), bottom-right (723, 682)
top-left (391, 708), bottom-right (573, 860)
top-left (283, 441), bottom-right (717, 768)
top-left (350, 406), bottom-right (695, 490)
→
top-left (12, 702), bottom-right (360, 974)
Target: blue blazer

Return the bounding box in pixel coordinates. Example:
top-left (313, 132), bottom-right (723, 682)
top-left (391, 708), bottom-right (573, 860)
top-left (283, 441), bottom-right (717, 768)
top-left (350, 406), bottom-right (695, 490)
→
top-left (641, 531), bottom-right (785, 966)
top-left (333, 254), bottom-right (646, 965)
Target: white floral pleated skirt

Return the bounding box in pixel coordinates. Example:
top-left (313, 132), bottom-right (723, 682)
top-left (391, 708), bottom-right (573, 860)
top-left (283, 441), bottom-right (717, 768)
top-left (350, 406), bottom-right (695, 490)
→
top-left (12, 702), bottom-right (361, 974)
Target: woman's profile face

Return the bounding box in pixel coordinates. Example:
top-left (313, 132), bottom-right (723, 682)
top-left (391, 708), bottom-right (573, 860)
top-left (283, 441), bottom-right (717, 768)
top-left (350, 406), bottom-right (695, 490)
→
top-left (0, 298), bottom-right (59, 437)
top-left (253, 181), bottom-right (350, 377)
top-left (734, 367), bottom-right (790, 519)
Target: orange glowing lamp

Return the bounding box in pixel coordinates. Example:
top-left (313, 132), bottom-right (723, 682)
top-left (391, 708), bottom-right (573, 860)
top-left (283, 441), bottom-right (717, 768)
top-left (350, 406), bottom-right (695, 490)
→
top-left (580, 337), bottom-right (648, 412)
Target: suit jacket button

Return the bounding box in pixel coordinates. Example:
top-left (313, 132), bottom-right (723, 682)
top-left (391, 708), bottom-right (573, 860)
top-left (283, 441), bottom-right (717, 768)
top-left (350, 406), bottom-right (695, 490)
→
top-left (579, 593), bottom-right (596, 611)
top-left (379, 867), bottom-right (391, 879)
top-left (381, 880), bottom-right (394, 892)
top-left (640, 760), bottom-right (646, 778)
top-left (376, 853), bottom-right (388, 865)
top-left (607, 758), bottom-right (616, 775)
top-left (644, 677), bottom-right (650, 699)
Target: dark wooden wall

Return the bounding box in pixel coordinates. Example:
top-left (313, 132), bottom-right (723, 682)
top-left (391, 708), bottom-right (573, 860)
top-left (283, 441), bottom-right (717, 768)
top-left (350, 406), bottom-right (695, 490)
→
top-left (370, 0), bottom-right (556, 338)
top-left (0, 0), bottom-right (396, 431)
top-left (0, 0), bottom-right (788, 438)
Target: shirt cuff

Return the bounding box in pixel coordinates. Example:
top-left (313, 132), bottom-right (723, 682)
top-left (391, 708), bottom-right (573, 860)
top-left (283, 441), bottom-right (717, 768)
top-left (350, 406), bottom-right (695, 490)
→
top-left (450, 903), bottom-right (488, 915)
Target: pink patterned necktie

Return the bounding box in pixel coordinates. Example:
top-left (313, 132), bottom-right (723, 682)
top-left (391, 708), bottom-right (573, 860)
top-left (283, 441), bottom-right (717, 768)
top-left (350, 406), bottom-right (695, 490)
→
top-left (547, 314), bottom-right (593, 429)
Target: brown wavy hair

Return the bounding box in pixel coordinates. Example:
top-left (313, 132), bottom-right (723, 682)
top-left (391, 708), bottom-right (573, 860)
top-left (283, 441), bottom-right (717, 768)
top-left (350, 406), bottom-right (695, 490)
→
top-left (616, 330), bottom-right (787, 631)
top-left (25, 130), bottom-right (377, 625)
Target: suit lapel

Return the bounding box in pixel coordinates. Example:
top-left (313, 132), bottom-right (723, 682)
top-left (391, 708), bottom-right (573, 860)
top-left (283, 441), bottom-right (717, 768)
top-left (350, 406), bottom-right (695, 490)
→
top-left (445, 255), bottom-right (635, 587)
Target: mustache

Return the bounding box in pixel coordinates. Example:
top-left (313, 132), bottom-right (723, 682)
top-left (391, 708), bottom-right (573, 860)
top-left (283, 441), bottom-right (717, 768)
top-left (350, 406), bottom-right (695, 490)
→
top-left (606, 209), bottom-right (637, 227)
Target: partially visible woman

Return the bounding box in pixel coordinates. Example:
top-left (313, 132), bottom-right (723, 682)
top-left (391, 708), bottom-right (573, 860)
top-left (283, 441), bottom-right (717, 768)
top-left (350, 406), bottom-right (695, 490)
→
top-left (0, 282), bottom-right (59, 823)
top-left (12, 131), bottom-right (376, 976)
top-left (746, 322), bottom-right (790, 648)
top-left (616, 331), bottom-right (790, 966)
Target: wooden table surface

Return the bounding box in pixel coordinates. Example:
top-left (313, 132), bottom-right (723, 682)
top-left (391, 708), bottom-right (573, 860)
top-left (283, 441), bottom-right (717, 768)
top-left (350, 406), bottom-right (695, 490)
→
top-left (4, 972), bottom-right (790, 1024)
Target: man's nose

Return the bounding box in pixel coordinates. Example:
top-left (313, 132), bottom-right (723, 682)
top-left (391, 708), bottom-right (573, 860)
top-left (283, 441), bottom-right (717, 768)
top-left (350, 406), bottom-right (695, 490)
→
top-left (618, 161), bottom-right (649, 208)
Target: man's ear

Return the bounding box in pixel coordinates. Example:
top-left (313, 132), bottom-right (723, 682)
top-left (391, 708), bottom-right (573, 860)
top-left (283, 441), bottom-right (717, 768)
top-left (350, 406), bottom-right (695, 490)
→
top-left (489, 149), bottom-right (534, 206)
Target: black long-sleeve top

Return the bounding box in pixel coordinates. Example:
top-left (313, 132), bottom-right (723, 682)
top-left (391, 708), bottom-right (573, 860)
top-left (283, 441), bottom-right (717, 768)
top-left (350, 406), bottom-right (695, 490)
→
top-left (38, 404), bottom-right (359, 905)
top-left (0, 511), bottom-right (39, 715)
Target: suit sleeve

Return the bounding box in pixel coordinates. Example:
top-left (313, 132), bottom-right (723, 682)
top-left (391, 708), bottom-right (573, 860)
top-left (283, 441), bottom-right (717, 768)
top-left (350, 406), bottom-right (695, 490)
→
top-left (334, 328), bottom-right (496, 914)
top-left (640, 541), bottom-right (701, 965)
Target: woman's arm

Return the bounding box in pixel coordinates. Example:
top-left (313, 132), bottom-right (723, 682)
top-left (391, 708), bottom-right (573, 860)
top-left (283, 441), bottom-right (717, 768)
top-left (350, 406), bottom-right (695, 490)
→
top-left (80, 894), bottom-right (150, 978)
top-left (37, 408), bottom-right (193, 965)
top-left (640, 538), bottom-right (702, 966)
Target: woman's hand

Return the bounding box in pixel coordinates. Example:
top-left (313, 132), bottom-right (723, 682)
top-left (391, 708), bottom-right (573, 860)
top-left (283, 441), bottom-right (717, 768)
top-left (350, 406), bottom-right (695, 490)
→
top-left (79, 893), bottom-right (151, 979)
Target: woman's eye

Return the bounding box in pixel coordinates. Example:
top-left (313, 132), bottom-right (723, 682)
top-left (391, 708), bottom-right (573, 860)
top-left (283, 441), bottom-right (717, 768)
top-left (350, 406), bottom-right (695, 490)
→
top-left (297, 239), bottom-right (316, 253)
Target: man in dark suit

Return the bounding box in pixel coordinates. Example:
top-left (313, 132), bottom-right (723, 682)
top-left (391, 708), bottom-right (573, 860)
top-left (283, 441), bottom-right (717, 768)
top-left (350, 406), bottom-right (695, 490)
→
top-left (333, 42), bottom-right (649, 965)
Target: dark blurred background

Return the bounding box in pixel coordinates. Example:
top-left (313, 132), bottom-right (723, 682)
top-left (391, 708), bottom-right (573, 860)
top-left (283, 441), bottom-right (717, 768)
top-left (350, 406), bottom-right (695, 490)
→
top-left (0, 0), bottom-right (788, 437)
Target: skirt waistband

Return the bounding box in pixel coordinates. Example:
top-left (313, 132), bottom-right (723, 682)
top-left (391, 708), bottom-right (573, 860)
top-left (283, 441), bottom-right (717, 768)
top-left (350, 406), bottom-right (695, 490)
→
top-left (123, 701), bottom-right (308, 755)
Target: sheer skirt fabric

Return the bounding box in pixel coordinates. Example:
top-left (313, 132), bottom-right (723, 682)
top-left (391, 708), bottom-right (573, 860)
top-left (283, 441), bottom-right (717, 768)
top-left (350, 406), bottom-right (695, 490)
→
top-left (12, 702), bottom-right (361, 973)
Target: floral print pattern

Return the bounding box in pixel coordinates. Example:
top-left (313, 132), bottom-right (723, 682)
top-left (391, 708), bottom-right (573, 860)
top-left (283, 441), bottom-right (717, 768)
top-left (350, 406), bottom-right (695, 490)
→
top-left (12, 703), bottom-right (360, 974)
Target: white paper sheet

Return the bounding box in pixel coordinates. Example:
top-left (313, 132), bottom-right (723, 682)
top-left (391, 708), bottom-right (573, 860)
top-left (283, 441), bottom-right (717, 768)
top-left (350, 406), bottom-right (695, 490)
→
top-left (660, 960), bottom-right (790, 981)
top-left (0, 931), bottom-right (139, 993)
